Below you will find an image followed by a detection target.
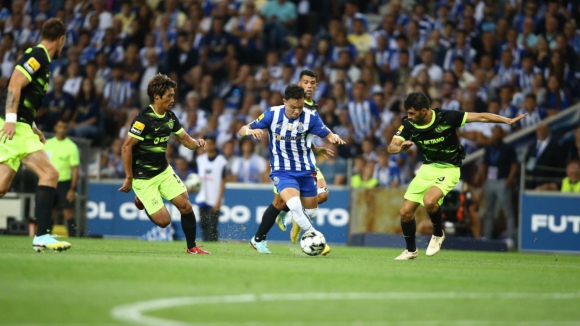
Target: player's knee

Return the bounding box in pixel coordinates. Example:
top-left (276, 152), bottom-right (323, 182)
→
top-left (177, 201), bottom-right (193, 214)
top-left (42, 166), bottom-right (59, 184)
top-left (157, 217), bottom-right (171, 228)
top-left (317, 192), bottom-right (329, 204)
top-left (0, 187), bottom-right (8, 199)
top-left (399, 208), bottom-right (414, 222)
top-left (423, 199), bottom-right (439, 213)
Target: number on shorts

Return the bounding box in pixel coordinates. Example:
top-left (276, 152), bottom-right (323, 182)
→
top-left (173, 174), bottom-right (181, 184)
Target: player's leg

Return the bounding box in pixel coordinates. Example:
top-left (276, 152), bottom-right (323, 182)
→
top-left (423, 166), bottom-right (461, 256)
top-left (273, 187), bottom-right (290, 231)
top-left (0, 164), bottom-right (16, 198)
top-left (251, 191), bottom-right (284, 253)
top-left (55, 180), bottom-right (76, 237)
top-left (394, 199), bottom-right (421, 260)
top-left (316, 168), bottom-right (329, 204)
top-left (132, 175), bottom-right (171, 228)
top-left (21, 150), bottom-right (72, 251)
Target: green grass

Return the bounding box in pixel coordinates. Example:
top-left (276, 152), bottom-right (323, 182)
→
top-left (1, 236), bottom-right (580, 326)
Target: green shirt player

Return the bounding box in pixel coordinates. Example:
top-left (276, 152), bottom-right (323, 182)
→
top-left (118, 74), bottom-right (210, 255)
top-left (251, 69), bottom-right (334, 254)
top-left (389, 91), bottom-right (525, 260)
top-left (0, 18), bottom-right (71, 252)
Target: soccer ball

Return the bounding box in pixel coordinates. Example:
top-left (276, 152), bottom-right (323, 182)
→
top-left (184, 173), bottom-right (201, 192)
top-left (300, 230), bottom-right (326, 256)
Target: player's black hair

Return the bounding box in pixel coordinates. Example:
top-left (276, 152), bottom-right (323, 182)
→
top-left (41, 18), bottom-right (66, 41)
top-left (299, 69), bottom-right (317, 81)
top-left (404, 92), bottom-right (431, 112)
top-left (147, 73), bottom-right (177, 103)
top-left (284, 84), bottom-right (306, 100)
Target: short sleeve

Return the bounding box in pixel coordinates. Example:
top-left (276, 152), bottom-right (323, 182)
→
top-left (171, 114), bottom-right (184, 134)
top-left (249, 110), bottom-right (273, 130)
top-left (128, 114), bottom-right (148, 141)
top-left (69, 142), bottom-right (80, 166)
top-left (393, 120), bottom-right (411, 142)
top-left (310, 112), bottom-right (331, 138)
top-left (15, 48), bottom-right (48, 81)
top-left (445, 109), bottom-right (468, 128)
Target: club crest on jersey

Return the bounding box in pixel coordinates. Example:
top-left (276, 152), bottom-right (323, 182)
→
top-left (131, 121), bottom-right (145, 135)
top-left (168, 119), bottom-right (174, 130)
top-left (23, 57), bottom-right (40, 74)
top-left (273, 176), bottom-right (280, 185)
top-left (297, 123), bottom-right (304, 133)
top-left (435, 125), bottom-right (451, 133)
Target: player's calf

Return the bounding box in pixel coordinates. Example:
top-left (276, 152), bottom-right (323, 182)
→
top-left (317, 187), bottom-right (329, 204)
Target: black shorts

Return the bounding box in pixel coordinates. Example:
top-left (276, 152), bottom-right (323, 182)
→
top-left (54, 180), bottom-right (74, 209)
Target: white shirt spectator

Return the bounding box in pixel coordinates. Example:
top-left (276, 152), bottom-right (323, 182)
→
top-left (231, 154), bottom-right (267, 183)
top-left (411, 63), bottom-right (443, 83)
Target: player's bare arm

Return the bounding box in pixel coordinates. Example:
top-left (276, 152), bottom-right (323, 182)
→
top-left (388, 136), bottom-right (414, 154)
top-left (239, 124), bottom-right (263, 139)
top-left (118, 136), bottom-right (140, 193)
top-left (176, 131), bottom-right (206, 150)
top-left (465, 112), bottom-right (527, 126)
top-left (325, 132), bottom-right (345, 145)
top-left (0, 69), bottom-right (31, 142)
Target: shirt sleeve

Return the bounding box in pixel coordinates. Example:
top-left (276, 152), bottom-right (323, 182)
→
top-left (310, 112), bottom-right (331, 138)
top-left (69, 142), bottom-right (80, 167)
top-left (171, 113), bottom-right (184, 134)
top-left (393, 120), bottom-right (411, 141)
top-left (128, 114), bottom-right (148, 141)
top-left (445, 109), bottom-right (468, 128)
top-left (15, 48), bottom-right (48, 82)
top-left (249, 110), bottom-right (273, 130)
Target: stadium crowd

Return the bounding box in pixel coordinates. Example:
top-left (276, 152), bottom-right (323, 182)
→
top-left (1, 0), bottom-right (579, 194)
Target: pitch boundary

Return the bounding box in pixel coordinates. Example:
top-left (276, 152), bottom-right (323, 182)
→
top-left (111, 292), bottom-right (580, 326)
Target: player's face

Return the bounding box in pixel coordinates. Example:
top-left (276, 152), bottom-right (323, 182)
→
top-left (158, 88), bottom-right (175, 111)
top-left (283, 98), bottom-right (305, 120)
top-left (298, 76), bottom-right (317, 99)
top-left (406, 108), bottom-right (428, 124)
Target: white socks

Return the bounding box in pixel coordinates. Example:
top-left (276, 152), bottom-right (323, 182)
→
top-left (286, 197), bottom-right (315, 232)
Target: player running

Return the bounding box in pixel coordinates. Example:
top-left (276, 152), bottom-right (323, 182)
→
top-left (118, 73), bottom-right (210, 255)
top-left (0, 18), bottom-right (71, 252)
top-left (389, 91), bottom-right (525, 260)
top-left (240, 84), bottom-right (345, 254)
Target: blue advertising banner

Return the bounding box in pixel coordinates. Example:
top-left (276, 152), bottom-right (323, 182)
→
top-left (87, 182), bottom-right (350, 244)
top-left (520, 192), bottom-right (580, 253)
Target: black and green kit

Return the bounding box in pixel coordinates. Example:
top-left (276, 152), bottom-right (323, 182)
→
top-left (394, 108), bottom-right (468, 167)
top-left (0, 44), bottom-right (52, 125)
top-left (128, 105), bottom-right (184, 179)
top-left (304, 99), bottom-right (317, 111)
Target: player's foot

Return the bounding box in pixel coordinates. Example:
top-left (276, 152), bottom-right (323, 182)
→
top-left (187, 246), bottom-right (210, 254)
top-left (426, 231), bottom-right (445, 257)
top-left (394, 249), bottom-right (418, 260)
top-left (321, 244), bottom-right (331, 256)
top-left (32, 234), bottom-right (71, 252)
top-left (276, 210), bottom-right (288, 231)
top-left (250, 237), bottom-right (271, 254)
top-left (290, 218), bottom-right (301, 244)
top-left (134, 196), bottom-right (144, 210)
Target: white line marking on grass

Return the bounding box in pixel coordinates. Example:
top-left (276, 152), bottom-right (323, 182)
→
top-left (111, 292), bottom-right (580, 326)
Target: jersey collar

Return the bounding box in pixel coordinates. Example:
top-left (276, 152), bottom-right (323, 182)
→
top-left (149, 104), bottom-right (166, 118)
top-left (304, 99), bottom-right (314, 106)
top-left (37, 44), bottom-right (51, 63)
top-left (409, 109), bottom-right (436, 129)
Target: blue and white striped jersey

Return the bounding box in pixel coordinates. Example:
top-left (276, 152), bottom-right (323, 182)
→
top-left (249, 105), bottom-right (331, 172)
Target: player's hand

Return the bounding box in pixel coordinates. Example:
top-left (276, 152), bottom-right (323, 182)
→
top-left (327, 133), bottom-right (346, 145)
top-left (118, 177), bottom-right (133, 193)
top-left (33, 127), bottom-right (46, 144)
top-left (195, 138), bottom-right (206, 149)
top-left (400, 141), bottom-right (414, 152)
top-left (66, 189), bottom-right (76, 202)
top-left (312, 146), bottom-right (335, 159)
top-left (212, 203), bottom-right (221, 212)
top-left (0, 122), bottom-right (16, 143)
top-left (247, 129), bottom-right (263, 140)
top-left (508, 113), bottom-right (526, 126)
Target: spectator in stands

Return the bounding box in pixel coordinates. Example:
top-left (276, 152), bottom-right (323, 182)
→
top-left (317, 140), bottom-right (347, 185)
top-left (348, 80), bottom-right (379, 144)
top-left (351, 160), bottom-right (378, 189)
top-left (517, 17), bottom-right (538, 51)
top-left (561, 162), bottom-right (580, 193)
top-left (230, 137), bottom-right (267, 183)
top-left (63, 61), bottom-right (83, 98)
top-left (525, 124), bottom-right (565, 190)
top-left (498, 85), bottom-right (518, 119)
top-left (231, 1), bottom-right (263, 65)
top-left (138, 49), bottom-right (161, 108)
top-left (411, 47), bottom-right (443, 84)
top-left (168, 31), bottom-right (199, 99)
top-left (517, 94), bottom-right (545, 129)
top-left (200, 17), bottom-right (236, 82)
top-left (6, 12), bottom-right (30, 47)
top-left (491, 50), bottom-right (517, 89)
top-left (114, 1), bottom-right (135, 35)
top-left (453, 57), bottom-right (475, 91)
top-left (173, 156), bottom-right (194, 181)
top-left (563, 126), bottom-right (580, 163)
top-left (444, 29), bottom-right (476, 71)
top-left (260, 0), bottom-right (296, 51)
top-left (103, 63), bottom-right (134, 137)
top-left (348, 18), bottom-right (372, 63)
top-left (480, 125), bottom-right (518, 243)
top-left (37, 75), bottom-right (74, 132)
top-left (374, 148), bottom-right (401, 188)
top-left (515, 53), bottom-right (540, 95)
top-left (544, 75), bottom-right (570, 116)
top-left (535, 36), bottom-right (551, 70)
top-left (85, 0), bottom-right (112, 30)
top-left (69, 78), bottom-right (101, 141)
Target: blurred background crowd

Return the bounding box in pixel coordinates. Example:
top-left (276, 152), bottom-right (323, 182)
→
top-left (1, 0), bottom-right (579, 195)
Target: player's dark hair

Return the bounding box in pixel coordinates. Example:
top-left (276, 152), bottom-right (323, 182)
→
top-left (299, 69), bottom-right (317, 81)
top-left (147, 73), bottom-right (177, 103)
top-left (404, 92), bottom-right (430, 111)
top-left (284, 84), bottom-right (305, 100)
top-left (41, 18), bottom-right (66, 41)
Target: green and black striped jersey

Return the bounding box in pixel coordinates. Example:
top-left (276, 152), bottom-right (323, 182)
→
top-left (128, 105), bottom-right (184, 179)
top-left (304, 99), bottom-right (317, 111)
top-left (0, 44), bottom-right (52, 125)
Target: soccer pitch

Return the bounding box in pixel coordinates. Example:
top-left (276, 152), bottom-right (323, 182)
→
top-left (1, 237), bottom-right (579, 326)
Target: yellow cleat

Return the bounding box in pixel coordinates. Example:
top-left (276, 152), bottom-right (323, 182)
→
top-left (32, 235), bottom-right (71, 252)
top-left (276, 211), bottom-right (288, 232)
top-left (321, 244), bottom-right (331, 256)
top-left (290, 219), bottom-right (301, 244)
